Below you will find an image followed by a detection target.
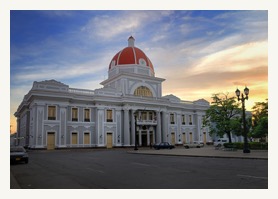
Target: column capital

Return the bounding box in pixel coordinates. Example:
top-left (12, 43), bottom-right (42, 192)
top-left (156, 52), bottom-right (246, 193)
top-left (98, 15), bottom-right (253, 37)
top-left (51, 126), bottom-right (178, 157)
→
top-left (123, 107), bottom-right (130, 111)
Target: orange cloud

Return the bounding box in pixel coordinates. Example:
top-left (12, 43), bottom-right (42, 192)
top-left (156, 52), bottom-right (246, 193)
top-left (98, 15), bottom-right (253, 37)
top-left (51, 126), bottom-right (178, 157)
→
top-left (162, 41), bottom-right (268, 111)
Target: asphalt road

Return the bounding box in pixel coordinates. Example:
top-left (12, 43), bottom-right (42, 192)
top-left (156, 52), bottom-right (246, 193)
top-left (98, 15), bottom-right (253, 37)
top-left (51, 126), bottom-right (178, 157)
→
top-left (10, 149), bottom-right (268, 189)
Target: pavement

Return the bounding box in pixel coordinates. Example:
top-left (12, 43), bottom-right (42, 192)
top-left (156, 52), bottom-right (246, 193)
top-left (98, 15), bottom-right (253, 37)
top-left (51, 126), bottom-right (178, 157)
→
top-left (10, 170), bottom-right (21, 189)
top-left (10, 146), bottom-right (267, 189)
top-left (127, 145), bottom-right (268, 160)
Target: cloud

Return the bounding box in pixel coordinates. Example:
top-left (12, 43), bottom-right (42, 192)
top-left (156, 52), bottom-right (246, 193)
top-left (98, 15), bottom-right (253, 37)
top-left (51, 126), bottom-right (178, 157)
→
top-left (11, 58), bottom-right (108, 85)
top-left (39, 10), bottom-right (76, 18)
top-left (159, 40), bottom-right (268, 111)
top-left (187, 41), bottom-right (268, 75)
top-left (81, 11), bottom-right (174, 41)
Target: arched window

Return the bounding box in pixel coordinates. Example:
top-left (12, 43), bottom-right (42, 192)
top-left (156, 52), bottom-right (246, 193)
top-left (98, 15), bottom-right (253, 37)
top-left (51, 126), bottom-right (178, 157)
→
top-left (134, 86), bottom-right (153, 97)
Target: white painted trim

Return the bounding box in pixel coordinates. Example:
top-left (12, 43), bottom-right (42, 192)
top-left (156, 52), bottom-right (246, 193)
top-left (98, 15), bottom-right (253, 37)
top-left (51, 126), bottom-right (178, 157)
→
top-left (132, 47), bottom-right (137, 64)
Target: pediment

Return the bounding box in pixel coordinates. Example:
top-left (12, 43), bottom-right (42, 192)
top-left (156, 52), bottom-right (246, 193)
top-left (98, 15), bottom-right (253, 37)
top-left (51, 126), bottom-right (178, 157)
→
top-left (32, 79), bottom-right (69, 91)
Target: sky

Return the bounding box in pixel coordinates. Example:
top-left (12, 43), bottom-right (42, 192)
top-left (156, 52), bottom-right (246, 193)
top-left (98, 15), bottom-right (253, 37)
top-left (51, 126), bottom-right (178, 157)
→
top-left (9, 10), bottom-right (268, 134)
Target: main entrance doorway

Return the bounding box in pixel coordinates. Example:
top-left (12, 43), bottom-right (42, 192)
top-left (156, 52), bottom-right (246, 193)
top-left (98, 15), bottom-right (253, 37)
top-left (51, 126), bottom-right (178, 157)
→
top-left (141, 131), bottom-right (147, 146)
top-left (150, 133), bottom-right (153, 145)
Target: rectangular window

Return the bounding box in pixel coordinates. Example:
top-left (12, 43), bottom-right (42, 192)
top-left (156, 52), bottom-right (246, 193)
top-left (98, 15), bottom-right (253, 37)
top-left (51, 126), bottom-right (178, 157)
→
top-left (107, 110), bottom-right (113, 122)
top-left (48, 106), bottom-right (56, 120)
top-left (84, 109), bottom-right (90, 122)
top-left (182, 115), bottom-right (186, 125)
top-left (170, 114), bottom-right (175, 124)
top-left (72, 108), bottom-right (78, 121)
top-left (189, 115), bottom-right (193, 125)
top-left (141, 112), bottom-right (147, 120)
top-left (149, 112), bottom-right (153, 120)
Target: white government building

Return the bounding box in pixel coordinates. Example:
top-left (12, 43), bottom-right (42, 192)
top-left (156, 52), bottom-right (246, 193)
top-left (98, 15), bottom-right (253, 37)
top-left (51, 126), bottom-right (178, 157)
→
top-left (14, 36), bottom-right (212, 149)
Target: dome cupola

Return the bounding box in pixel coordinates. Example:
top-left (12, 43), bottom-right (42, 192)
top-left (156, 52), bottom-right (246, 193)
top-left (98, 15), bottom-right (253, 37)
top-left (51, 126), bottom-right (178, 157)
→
top-left (109, 36), bottom-right (154, 76)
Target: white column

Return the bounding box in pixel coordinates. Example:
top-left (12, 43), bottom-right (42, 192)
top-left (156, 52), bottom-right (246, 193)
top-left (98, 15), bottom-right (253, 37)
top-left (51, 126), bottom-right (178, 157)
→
top-left (131, 109), bottom-right (135, 145)
top-left (36, 105), bottom-right (44, 147)
top-left (59, 106), bottom-right (67, 147)
top-left (96, 108), bottom-right (105, 146)
top-left (115, 109), bottom-right (122, 146)
top-left (177, 113), bottom-right (181, 143)
top-left (124, 108), bottom-right (130, 146)
top-left (156, 111), bottom-right (161, 143)
top-left (195, 113), bottom-right (202, 142)
top-left (162, 111), bottom-right (167, 142)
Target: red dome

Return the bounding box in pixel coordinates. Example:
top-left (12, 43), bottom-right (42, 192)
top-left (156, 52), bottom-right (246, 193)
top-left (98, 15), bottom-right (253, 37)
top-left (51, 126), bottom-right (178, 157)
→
top-left (109, 37), bottom-right (154, 74)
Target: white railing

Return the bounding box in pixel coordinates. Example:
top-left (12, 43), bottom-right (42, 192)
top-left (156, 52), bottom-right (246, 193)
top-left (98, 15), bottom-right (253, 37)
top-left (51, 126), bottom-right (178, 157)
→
top-left (68, 88), bottom-right (95, 95)
top-left (180, 100), bottom-right (194, 105)
top-left (136, 119), bottom-right (157, 125)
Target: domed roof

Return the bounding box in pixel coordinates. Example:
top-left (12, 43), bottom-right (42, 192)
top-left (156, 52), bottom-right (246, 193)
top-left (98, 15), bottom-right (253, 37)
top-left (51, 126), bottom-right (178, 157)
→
top-left (109, 36), bottom-right (154, 74)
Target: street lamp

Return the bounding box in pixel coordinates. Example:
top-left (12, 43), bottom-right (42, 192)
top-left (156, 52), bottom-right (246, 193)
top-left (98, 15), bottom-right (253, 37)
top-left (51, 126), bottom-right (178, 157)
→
top-left (134, 112), bottom-right (138, 150)
top-left (235, 86), bottom-right (250, 153)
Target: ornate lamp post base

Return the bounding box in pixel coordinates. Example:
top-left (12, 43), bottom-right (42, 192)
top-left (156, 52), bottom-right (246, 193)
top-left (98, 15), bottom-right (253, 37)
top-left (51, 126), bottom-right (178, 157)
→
top-left (243, 148), bottom-right (250, 153)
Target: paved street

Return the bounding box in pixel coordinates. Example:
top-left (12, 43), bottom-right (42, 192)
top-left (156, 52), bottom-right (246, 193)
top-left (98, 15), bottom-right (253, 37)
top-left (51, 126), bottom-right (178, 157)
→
top-left (10, 147), bottom-right (268, 189)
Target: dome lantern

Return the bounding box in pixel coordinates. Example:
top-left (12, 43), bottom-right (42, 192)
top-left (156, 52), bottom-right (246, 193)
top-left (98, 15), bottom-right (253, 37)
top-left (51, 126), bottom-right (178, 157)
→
top-left (128, 36), bottom-right (135, 47)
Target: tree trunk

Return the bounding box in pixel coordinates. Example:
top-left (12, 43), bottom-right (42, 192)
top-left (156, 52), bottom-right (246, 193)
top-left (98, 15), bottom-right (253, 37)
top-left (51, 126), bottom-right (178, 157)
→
top-left (227, 131), bottom-right (232, 143)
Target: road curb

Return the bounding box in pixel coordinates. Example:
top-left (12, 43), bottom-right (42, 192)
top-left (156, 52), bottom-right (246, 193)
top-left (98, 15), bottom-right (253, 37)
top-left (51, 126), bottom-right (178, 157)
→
top-left (127, 151), bottom-right (268, 160)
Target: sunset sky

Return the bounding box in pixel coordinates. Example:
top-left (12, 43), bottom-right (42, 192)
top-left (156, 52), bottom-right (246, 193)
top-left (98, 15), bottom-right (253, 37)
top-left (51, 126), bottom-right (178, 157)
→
top-left (9, 10), bottom-right (268, 134)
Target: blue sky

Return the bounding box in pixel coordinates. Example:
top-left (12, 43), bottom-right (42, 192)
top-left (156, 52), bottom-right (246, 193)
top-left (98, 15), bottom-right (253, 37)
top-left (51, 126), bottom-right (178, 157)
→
top-left (10, 10), bottom-right (268, 133)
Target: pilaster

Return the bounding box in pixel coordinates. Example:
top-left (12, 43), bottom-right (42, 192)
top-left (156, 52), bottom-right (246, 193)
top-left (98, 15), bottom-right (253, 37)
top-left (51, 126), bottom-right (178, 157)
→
top-left (59, 106), bottom-right (67, 146)
top-left (123, 107), bottom-right (130, 146)
top-left (156, 111), bottom-right (162, 143)
top-left (162, 111), bottom-right (167, 142)
top-left (131, 109), bottom-right (135, 145)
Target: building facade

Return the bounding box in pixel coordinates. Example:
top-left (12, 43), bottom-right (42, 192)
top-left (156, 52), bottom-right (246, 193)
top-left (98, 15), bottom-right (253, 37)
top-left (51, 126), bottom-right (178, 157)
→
top-left (14, 36), bottom-right (212, 149)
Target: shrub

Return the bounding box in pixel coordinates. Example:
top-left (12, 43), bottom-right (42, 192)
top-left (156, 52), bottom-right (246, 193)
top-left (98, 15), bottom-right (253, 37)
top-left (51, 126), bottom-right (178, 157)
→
top-left (223, 143), bottom-right (237, 148)
top-left (223, 142), bottom-right (267, 150)
top-left (249, 142), bottom-right (268, 150)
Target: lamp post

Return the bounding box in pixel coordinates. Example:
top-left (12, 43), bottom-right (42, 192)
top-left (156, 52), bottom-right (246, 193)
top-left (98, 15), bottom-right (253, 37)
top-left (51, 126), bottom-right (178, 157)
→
top-left (134, 113), bottom-right (138, 150)
top-left (235, 86), bottom-right (250, 153)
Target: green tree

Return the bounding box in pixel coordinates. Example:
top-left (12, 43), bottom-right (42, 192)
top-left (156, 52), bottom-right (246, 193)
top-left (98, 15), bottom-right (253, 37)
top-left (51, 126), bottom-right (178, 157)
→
top-left (203, 93), bottom-right (241, 143)
top-left (251, 99), bottom-right (268, 140)
top-left (231, 115), bottom-right (252, 137)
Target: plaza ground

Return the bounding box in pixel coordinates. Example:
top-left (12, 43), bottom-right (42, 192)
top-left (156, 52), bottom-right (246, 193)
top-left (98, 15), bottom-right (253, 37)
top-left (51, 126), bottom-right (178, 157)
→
top-left (11, 146), bottom-right (268, 189)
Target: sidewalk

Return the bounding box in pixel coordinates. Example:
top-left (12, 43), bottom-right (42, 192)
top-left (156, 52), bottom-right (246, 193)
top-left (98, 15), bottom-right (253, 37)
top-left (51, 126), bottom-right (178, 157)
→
top-left (128, 146), bottom-right (268, 159)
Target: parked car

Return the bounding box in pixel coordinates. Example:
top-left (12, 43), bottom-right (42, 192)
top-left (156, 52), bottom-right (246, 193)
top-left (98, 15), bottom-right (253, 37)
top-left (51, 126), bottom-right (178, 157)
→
top-left (153, 142), bottom-right (175, 150)
top-left (213, 138), bottom-right (229, 147)
top-left (184, 141), bottom-right (204, 149)
top-left (10, 146), bottom-right (29, 164)
top-left (206, 140), bottom-right (214, 145)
